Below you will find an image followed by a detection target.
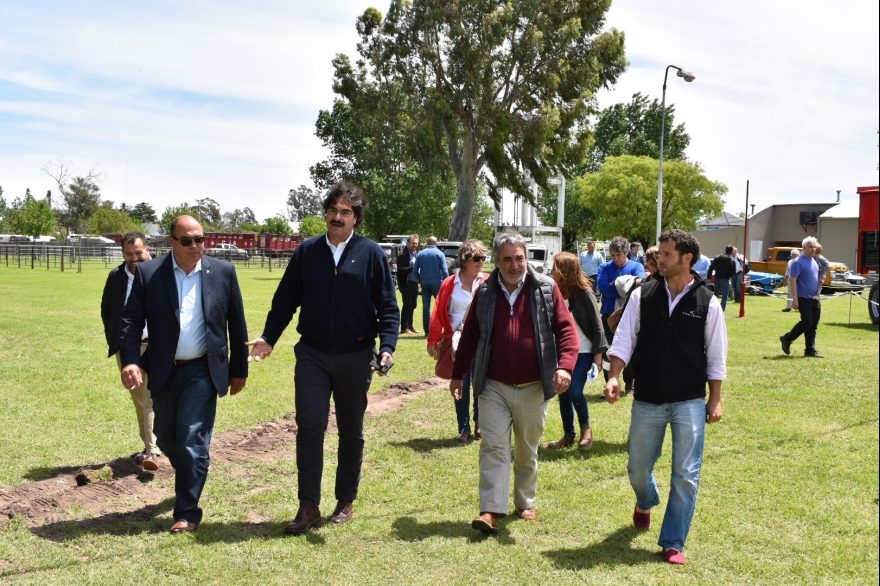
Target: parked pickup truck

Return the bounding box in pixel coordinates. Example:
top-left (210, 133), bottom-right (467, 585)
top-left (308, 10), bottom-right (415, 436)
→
top-left (205, 242), bottom-right (249, 260)
top-left (750, 247), bottom-right (862, 292)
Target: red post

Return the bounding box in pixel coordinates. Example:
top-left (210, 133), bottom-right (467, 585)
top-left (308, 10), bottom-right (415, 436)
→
top-left (738, 180), bottom-right (750, 318)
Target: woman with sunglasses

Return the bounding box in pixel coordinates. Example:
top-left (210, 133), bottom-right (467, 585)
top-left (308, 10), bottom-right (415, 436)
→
top-left (547, 252), bottom-right (607, 450)
top-left (427, 239), bottom-right (490, 442)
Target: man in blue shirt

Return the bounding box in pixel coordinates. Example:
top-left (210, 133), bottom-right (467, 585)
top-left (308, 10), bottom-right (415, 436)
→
top-left (780, 237), bottom-right (823, 358)
top-left (579, 240), bottom-right (605, 293)
top-left (692, 254), bottom-right (711, 282)
top-left (598, 236), bottom-right (646, 391)
top-left (627, 242), bottom-right (646, 267)
top-left (410, 236), bottom-right (449, 336)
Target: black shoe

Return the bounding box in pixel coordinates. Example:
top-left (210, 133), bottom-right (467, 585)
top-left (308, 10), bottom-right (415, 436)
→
top-left (779, 335), bottom-right (791, 355)
top-left (782, 308), bottom-right (791, 312)
top-left (804, 349), bottom-right (825, 358)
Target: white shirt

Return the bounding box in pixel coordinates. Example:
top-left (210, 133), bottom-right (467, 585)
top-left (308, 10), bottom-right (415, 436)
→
top-left (565, 299), bottom-right (592, 354)
top-left (124, 265), bottom-right (149, 340)
top-left (500, 275), bottom-right (526, 314)
top-left (325, 230), bottom-right (355, 266)
top-left (171, 254), bottom-right (207, 360)
top-left (608, 278), bottom-right (727, 381)
top-left (449, 272), bottom-right (486, 330)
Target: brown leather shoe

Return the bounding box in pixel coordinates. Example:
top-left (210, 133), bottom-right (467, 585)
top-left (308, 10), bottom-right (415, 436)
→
top-left (578, 426), bottom-right (593, 451)
top-left (329, 501), bottom-right (353, 524)
top-left (169, 519), bottom-right (197, 534)
top-left (473, 421), bottom-right (481, 439)
top-left (515, 508), bottom-right (537, 521)
top-left (406, 328), bottom-right (421, 334)
top-left (547, 433), bottom-right (575, 449)
top-left (471, 512), bottom-right (500, 534)
top-left (142, 453), bottom-right (160, 471)
top-left (456, 432), bottom-right (472, 443)
top-left (284, 506), bottom-right (322, 534)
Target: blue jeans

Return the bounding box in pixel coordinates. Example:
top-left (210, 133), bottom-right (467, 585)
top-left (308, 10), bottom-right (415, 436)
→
top-left (558, 353), bottom-right (593, 435)
top-left (454, 371), bottom-right (479, 434)
top-left (421, 282), bottom-right (440, 335)
top-left (151, 358), bottom-right (217, 525)
top-left (715, 278), bottom-right (730, 311)
top-left (627, 398), bottom-right (706, 552)
top-left (731, 272), bottom-right (743, 303)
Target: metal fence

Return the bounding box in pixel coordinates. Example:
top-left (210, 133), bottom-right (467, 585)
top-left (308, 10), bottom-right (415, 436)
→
top-left (0, 243), bottom-right (293, 272)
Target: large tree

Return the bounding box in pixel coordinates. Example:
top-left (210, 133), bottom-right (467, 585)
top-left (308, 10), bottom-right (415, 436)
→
top-left (9, 192), bottom-right (57, 238)
top-left (331, 0), bottom-right (626, 241)
top-left (41, 158), bottom-right (103, 235)
top-left (130, 202), bottom-right (157, 223)
top-left (286, 185), bottom-right (323, 222)
top-left (159, 203), bottom-right (199, 235)
top-left (312, 94), bottom-right (457, 240)
top-left (585, 92), bottom-right (689, 173)
top-left (571, 155), bottom-right (726, 246)
top-left (88, 206), bottom-right (143, 235)
top-left (262, 216), bottom-right (292, 235)
top-left (538, 92), bottom-right (692, 244)
top-left (0, 186), bottom-right (10, 232)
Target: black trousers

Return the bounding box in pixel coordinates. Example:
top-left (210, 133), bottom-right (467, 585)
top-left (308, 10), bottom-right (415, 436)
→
top-left (293, 343), bottom-right (373, 507)
top-left (784, 297), bottom-right (821, 351)
top-left (399, 281), bottom-right (419, 331)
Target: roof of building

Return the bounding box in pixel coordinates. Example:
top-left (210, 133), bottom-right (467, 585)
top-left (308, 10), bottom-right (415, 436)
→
top-left (700, 211), bottom-right (744, 228)
top-left (819, 199), bottom-right (860, 219)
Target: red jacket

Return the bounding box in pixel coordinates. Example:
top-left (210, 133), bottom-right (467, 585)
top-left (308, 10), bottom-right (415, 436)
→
top-left (428, 271), bottom-right (490, 346)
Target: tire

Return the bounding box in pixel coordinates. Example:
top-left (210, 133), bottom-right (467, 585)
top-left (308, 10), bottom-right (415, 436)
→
top-left (869, 281), bottom-right (880, 325)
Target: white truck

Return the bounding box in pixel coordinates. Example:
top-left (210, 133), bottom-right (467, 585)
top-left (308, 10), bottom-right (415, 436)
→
top-left (205, 242), bottom-right (249, 260)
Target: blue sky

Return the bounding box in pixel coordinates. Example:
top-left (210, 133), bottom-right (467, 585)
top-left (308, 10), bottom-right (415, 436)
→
top-left (1, 0), bottom-right (877, 225)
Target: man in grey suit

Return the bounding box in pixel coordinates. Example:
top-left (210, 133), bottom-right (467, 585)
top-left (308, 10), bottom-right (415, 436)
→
top-left (120, 215), bottom-right (249, 534)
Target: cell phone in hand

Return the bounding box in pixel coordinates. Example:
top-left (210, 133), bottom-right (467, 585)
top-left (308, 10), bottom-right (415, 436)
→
top-left (370, 352), bottom-right (394, 375)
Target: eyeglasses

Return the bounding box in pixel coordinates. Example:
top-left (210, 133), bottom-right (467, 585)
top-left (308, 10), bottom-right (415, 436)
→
top-left (171, 235), bottom-right (206, 246)
top-left (472, 255), bottom-right (486, 262)
top-left (326, 207), bottom-right (354, 218)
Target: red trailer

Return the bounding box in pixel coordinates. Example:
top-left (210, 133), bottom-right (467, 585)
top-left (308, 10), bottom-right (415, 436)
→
top-left (857, 186), bottom-right (879, 324)
top-left (204, 232), bottom-right (256, 249)
top-left (258, 233), bottom-right (304, 256)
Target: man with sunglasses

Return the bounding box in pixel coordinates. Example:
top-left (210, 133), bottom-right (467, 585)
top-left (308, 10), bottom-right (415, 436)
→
top-left (246, 181), bottom-right (399, 535)
top-left (119, 215), bottom-right (249, 535)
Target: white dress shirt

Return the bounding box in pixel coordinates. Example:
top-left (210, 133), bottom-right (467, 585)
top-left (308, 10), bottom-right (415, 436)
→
top-left (171, 254), bottom-right (207, 360)
top-left (449, 272), bottom-right (487, 330)
top-left (608, 279), bottom-right (727, 381)
top-left (125, 265), bottom-right (149, 340)
top-left (326, 230), bottom-right (355, 266)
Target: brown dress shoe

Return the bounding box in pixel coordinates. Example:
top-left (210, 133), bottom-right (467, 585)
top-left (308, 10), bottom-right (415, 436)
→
top-left (515, 508), bottom-right (537, 521)
top-left (473, 421), bottom-right (481, 439)
top-left (142, 453), bottom-right (160, 471)
top-left (456, 432), bottom-right (472, 443)
top-left (169, 519), bottom-right (197, 534)
top-left (284, 506), bottom-right (322, 534)
top-left (406, 328), bottom-right (421, 334)
top-left (329, 501), bottom-right (354, 524)
top-left (578, 426), bottom-right (593, 451)
top-left (546, 433), bottom-right (575, 449)
top-left (471, 512), bottom-right (500, 534)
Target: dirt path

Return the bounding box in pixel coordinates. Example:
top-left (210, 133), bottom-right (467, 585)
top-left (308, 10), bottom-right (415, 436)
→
top-left (0, 377), bottom-right (446, 529)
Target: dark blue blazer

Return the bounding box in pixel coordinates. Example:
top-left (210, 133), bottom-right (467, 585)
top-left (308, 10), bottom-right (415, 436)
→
top-left (119, 254), bottom-right (248, 397)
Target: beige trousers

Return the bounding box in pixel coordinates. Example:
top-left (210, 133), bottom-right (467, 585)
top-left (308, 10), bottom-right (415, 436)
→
top-left (478, 378), bottom-right (549, 514)
top-left (116, 343), bottom-right (159, 455)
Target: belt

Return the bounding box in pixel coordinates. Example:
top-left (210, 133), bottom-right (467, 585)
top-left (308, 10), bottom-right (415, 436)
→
top-left (512, 380), bottom-right (541, 388)
top-left (174, 355), bottom-right (206, 366)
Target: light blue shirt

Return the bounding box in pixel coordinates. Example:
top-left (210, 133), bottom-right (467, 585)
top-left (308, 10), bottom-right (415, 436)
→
top-left (790, 254), bottom-right (820, 299)
top-left (171, 254), bottom-right (207, 360)
top-left (693, 255), bottom-right (711, 280)
top-left (579, 250), bottom-right (604, 277)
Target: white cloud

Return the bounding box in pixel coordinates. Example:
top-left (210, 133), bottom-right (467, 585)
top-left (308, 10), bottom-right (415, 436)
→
top-left (0, 0), bottom-right (877, 228)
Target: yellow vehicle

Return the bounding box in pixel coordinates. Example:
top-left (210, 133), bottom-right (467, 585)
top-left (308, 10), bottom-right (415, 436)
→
top-left (750, 247), bottom-right (856, 292)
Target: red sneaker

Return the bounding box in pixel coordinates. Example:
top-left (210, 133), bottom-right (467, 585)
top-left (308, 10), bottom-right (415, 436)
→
top-left (633, 506), bottom-right (651, 529)
top-left (662, 549), bottom-right (687, 565)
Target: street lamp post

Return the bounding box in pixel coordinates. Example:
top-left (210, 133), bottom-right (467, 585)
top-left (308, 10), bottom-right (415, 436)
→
top-left (655, 65), bottom-right (695, 244)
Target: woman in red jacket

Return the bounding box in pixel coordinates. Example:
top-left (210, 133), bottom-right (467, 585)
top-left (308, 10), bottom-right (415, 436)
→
top-left (427, 240), bottom-right (490, 442)
top-left (547, 252), bottom-right (607, 450)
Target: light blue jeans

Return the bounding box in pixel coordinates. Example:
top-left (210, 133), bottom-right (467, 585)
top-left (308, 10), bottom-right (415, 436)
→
top-left (627, 398), bottom-right (706, 552)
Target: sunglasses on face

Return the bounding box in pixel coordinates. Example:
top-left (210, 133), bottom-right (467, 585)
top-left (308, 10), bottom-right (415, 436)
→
top-left (172, 235), bottom-right (206, 246)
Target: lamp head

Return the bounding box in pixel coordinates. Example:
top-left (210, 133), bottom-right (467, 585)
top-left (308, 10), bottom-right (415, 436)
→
top-left (677, 69), bottom-right (695, 82)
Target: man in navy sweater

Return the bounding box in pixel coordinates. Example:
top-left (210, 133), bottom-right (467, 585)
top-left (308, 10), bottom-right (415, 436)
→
top-left (246, 181), bottom-right (399, 535)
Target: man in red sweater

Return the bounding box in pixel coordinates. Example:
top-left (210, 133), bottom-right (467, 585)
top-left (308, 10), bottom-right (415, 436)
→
top-left (451, 231), bottom-right (579, 534)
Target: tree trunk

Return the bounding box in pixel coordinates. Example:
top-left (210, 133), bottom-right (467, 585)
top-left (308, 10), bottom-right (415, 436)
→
top-left (447, 135), bottom-right (481, 242)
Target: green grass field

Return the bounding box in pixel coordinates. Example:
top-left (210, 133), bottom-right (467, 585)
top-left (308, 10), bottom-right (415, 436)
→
top-left (0, 265), bottom-right (877, 585)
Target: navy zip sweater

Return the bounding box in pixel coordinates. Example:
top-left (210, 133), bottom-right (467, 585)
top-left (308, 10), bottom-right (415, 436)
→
top-left (260, 233), bottom-right (400, 355)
